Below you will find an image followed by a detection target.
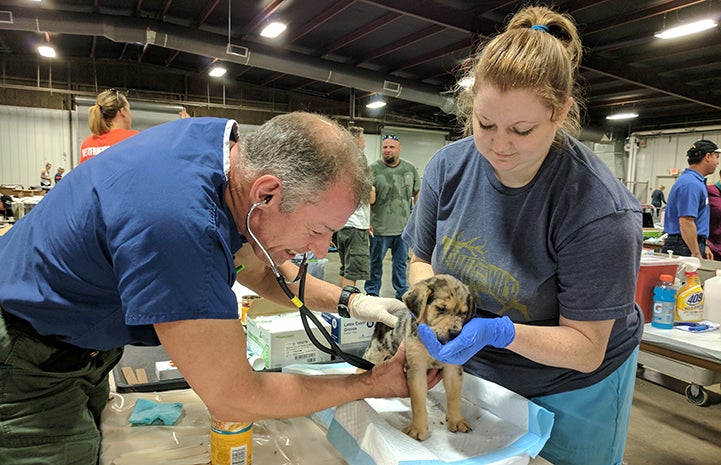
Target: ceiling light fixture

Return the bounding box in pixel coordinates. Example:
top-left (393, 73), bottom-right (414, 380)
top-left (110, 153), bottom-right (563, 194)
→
top-left (260, 21), bottom-right (287, 39)
top-left (366, 101), bottom-right (386, 109)
top-left (208, 65), bottom-right (227, 77)
top-left (606, 111), bottom-right (639, 121)
top-left (366, 95), bottom-right (386, 109)
top-left (37, 44), bottom-right (56, 58)
top-left (655, 19), bottom-right (717, 39)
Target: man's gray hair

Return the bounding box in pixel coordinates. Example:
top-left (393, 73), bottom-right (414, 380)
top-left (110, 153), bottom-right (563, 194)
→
top-left (348, 125), bottom-right (364, 139)
top-left (238, 112), bottom-right (372, 212)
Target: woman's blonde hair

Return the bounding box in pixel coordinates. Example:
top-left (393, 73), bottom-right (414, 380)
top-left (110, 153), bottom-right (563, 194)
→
top-left (456, 5), bottom-right (584, 137)
top-left (88, 89), bottom-right (129, 136)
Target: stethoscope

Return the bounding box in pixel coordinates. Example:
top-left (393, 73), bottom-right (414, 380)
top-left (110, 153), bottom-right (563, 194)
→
top-left (244, 197), bottom-right (374, 370)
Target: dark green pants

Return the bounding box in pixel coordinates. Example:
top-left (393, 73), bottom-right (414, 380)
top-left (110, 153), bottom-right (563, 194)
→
top-left (0, 308), bottom-right (123, 465)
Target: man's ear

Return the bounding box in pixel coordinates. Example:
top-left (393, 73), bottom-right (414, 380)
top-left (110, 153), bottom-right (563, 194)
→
top-left (250, 175), bottom-right (282, 206)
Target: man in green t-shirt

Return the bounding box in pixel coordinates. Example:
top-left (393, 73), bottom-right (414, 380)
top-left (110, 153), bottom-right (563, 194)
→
top-left (365, 135), bottom-right (420, 299)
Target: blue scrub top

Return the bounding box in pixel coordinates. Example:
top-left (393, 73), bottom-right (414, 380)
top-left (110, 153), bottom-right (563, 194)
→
top-left (0, 117), bottom-right (244, 350)
top-left (663, 168), bottom-right (710, 237)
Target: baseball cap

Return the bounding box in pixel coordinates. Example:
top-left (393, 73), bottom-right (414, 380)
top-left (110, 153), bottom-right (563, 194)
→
top-left (688, 139), bottom-right (721, 160)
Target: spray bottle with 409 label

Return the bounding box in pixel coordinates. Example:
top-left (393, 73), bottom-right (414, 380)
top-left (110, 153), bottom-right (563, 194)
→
top-left (675, 271), bottom-right (704, 322)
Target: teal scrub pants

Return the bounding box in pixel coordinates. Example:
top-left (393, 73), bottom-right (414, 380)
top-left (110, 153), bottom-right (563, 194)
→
top-left (0, 308), bottom-right (123, 465)
top-left (531, 347), bottom-right (640, 465)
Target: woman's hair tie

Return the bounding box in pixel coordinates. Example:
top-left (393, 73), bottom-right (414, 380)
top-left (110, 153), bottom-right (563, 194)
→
top-left (530, 24), bottom-right (549, 32)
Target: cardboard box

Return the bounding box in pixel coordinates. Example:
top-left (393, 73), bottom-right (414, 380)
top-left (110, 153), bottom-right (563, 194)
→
top-left (155, 360), bottom-right (182, 380)
top-left (246, 311), bottom-right (332, 369)
top-left (321, 312), bottom-right (375, 345)
top-left (246, 297), bottom-right (295, 318)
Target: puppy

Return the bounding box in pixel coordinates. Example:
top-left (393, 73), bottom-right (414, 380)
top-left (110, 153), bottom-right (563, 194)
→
top-left (362, 274), bottom-right (474, 441)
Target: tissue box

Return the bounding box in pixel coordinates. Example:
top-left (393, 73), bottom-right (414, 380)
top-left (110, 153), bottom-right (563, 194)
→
top-left (246, 312), bottom-right (332, 369)
top-left (155, 360), bottom-right (182, 380)
top-left (321, 313), bottom-right (375, 345)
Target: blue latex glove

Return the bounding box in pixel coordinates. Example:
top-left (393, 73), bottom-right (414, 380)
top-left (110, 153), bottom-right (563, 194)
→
top-left (418, 316), bottom-right (515, 365)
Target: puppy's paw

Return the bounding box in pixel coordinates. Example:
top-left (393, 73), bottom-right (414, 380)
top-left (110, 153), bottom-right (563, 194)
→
top-left (446, 417), bottom-right (472, 433)
top-left (403, 422), bottom-right (429, 441)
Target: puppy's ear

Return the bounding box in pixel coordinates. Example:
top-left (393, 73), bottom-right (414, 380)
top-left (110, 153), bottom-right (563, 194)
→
top-left (466, 292), bottom-right (475, 321)
top-left (403, 282), bottom-right (431, 319)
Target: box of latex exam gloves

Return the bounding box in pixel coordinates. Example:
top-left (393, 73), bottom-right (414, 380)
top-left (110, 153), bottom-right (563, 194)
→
top-left (246, 312), bottom-right (332, 369)
top-left (321, 312), bottom-right (375, 345)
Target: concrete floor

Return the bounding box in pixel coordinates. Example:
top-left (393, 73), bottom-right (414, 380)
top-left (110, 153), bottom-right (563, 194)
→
top-left (320, 250), bottom-right (721, 464)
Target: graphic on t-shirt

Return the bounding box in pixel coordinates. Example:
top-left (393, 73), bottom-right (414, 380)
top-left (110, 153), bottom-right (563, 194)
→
top-left (442, 234), bottom-right (529, 319)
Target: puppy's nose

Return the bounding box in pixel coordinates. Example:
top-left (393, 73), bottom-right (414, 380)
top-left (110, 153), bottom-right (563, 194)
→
top-left (448, 329), bottom-right (461, 340)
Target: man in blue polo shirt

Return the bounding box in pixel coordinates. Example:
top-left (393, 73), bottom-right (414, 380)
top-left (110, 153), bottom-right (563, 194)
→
top-left (663, 139), bottom-right (721, 259)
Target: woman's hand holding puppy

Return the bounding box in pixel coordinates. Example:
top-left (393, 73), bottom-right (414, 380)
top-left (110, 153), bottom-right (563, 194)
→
top-left (418, 316), bottom-right (516, 365)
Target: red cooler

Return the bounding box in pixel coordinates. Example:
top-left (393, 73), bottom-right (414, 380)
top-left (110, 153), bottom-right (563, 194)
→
top-left (636, 256), bottom-right (679, 323)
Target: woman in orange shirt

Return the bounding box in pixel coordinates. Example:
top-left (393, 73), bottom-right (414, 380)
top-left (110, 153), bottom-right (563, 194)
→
top-left (79, 89), bottom-right (139, 164)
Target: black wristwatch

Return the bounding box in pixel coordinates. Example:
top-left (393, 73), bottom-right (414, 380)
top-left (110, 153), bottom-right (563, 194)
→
top-left (337, 285), bottom-right (361, 318)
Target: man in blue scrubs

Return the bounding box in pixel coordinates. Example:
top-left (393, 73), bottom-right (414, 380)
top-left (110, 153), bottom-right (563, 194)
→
top-left (0, 113), bottom-right (439, 464)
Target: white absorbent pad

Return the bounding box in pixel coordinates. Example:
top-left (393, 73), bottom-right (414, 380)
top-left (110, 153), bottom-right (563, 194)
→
top-left (283, 363), bottom-right (554, 465)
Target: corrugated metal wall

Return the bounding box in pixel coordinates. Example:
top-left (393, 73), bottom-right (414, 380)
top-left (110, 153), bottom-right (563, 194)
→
top-left (0, 102), bottom-right (188, 188)
top-left (633, 129), bottom-right (721, 203)
top-left (0, 105), bottom-right (71, 188)
top-left (0, 103), bottom-right (451, 190)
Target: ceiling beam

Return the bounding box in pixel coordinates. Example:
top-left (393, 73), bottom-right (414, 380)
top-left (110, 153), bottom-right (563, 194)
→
top-left (359, 0), bottom-right (497, 34)
top-left (582, 0), bottom-right (708, 35)
top-left (350, 24), bottom-right (444, 66)
top-left (156, 0), bottom-right (174, 21)
top-left (322, 11), bottom-right (402, 56)
top-left (162, 0), bottom-right (219, 67)
top-left (581, 56), bottom-right (721, 111)
top-left (566, 0), bottom-right (615, 14)
top-left (229, 66), bottom-right (251, 80)
top-left (259, 72), bottom-right (285, 86)
top-left (133, 0), bottom-right (144, 17)
top-left (190, 0), bottom-right (220, 30)
top-left (164, 50), bottom-right (180, 67)
top-left (119, 43), bottom-right (129, 60)
top-left (89, 35), bottom-right (97, 59)
top-left (389, 38), bottom-right (471, 73)
top-left (606, 36), bottom-right (719, 68)
top-left (288, 0), bottom-right (356, 43)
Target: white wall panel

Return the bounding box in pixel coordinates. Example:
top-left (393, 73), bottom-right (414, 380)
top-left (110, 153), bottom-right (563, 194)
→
top-left (74, 102), bottom-right (186, 167)
top-left (365, 126), bottom-right (449, 178)
top-left (633, 130), bottom-right (721, 203)
top-left (0, 105), bottom-right (71, 188)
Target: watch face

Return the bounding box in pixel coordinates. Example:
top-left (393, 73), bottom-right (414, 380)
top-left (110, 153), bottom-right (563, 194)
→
top-left (338, 305), bottom-right (350, 318)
